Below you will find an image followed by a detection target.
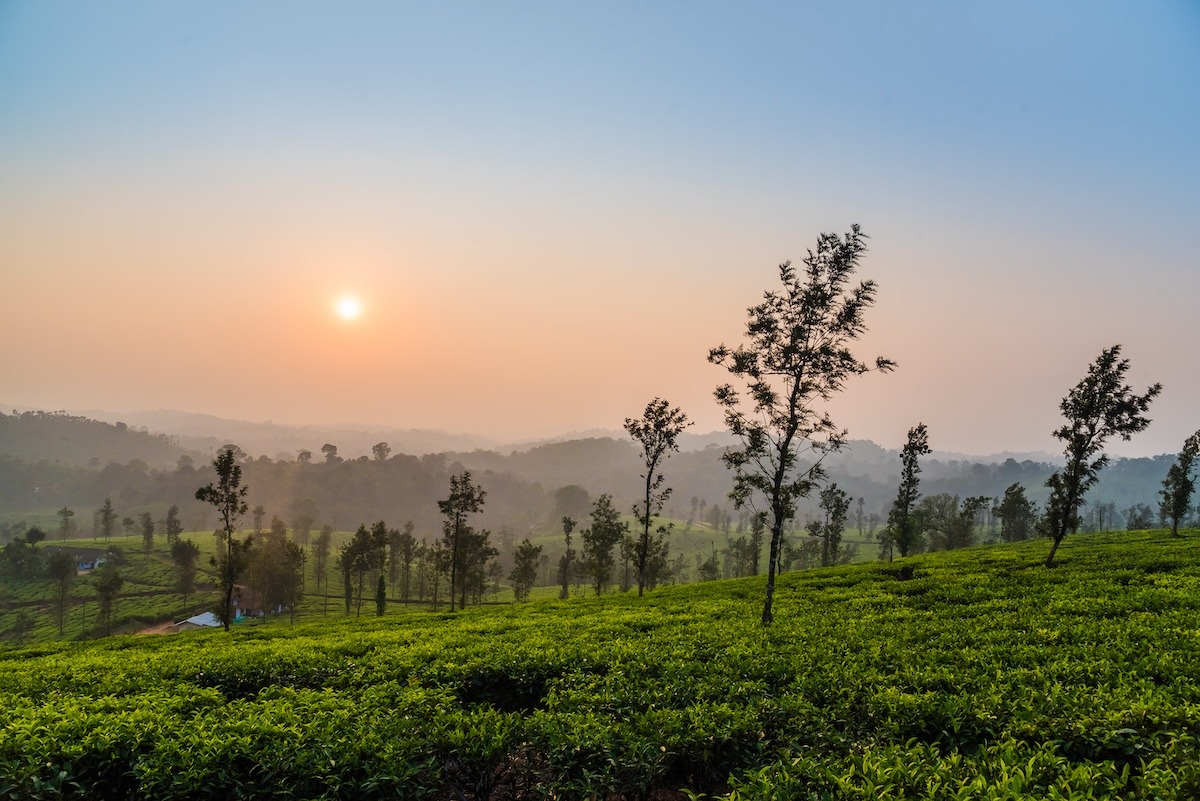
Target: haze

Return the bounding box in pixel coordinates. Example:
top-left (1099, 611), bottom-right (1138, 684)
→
top-left (2, 3), bottom-right (1197, 458)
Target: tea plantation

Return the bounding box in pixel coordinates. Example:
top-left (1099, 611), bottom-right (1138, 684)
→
top-left (1, 531), bottom-right (1198, 799)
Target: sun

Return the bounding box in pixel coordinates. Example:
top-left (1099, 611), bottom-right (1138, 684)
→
top-left (336, 296), bottom-right (362, 321)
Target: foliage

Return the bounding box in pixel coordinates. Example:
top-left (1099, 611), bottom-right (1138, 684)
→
top-left (1160, 430), bottom-right (1200, 537)
top-left (625, 397), bottom-right (690, 596)
top-left (709, 224), bottom-right (894, 623)
top-left (170, 538), bottom-right (200, 615)
top-left (994, 483), bottom-right (1037, 542)
top-left (438, 472), bottom-right (487, 612)
top-left (509, 539), bottom-right (544, 603)
top-left (1041, 346), bottom-right (1161, 567)
top-left (2, 532), bottom-right (1200, 799)
top-left (194, 447), bottom-right (250, 630)
top-left (557, 516), bottom-right (576, 600)
top-left (920, 494), bottom-right (989, 552)
top-left (580, 494), bottom-right (628, 596)
top-left (883, 423), bottom-right (931, 559)
top-left (816, 483), bottom-right (851, 567)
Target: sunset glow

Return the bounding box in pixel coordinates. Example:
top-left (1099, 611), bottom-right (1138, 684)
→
top-left (336, 297), bottom-right (362, 321)
top-left (0, 4), bottom-right (1197, 455)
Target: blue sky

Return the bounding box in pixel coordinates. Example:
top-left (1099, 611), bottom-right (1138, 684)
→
top-left (2, 2), bottom-right (1198, 456)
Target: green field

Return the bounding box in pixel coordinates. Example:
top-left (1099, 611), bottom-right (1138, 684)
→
top-left (1, 530), bottom-right (1198, 799)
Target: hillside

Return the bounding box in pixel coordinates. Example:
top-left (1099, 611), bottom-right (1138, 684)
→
top-left (1, 531), bottom-right (1197, 799)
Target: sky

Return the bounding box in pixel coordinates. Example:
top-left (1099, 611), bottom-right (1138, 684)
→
top-left (2, 2), bottom-right (1198, 457)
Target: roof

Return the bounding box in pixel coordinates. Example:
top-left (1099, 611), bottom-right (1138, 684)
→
top-left (175, 611), bottom-right (220, 628)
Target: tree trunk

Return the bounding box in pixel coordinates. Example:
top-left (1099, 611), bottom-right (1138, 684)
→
top-left (761, 517), bottom-right (784, 625)
top-left (1044, 534), bottom-right (1063, 567)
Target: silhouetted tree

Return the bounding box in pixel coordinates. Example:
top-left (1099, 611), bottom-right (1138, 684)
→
top-left (171, 538), bottom-right (201, 615)
top-left (554, 485), bottom-right (591, 522)
top-left (920, 494), bottom-right (988, 551)
top-left (708, 225), bottom-right (894, 623)
top-left (438, 472), bottom-right (486, 612)
top-left (994, 483), bottom-right (1037, 542)
top-left (164, 505), bottom-right (183, 546)
top-left (95, 562), bottom-right (123, 636)
top-left (581, 494), bottom-right (628, 596)
top-left (312, 524), bottom-right (332, 593)
top-left (558, 516), bottom-right (576, 599)
top-left (321, 443), bottom-right (341, 465)
top-left (57, 506), bottom-right (76, 539)
top-left (625, 397), bottom-right (690, 596)
top-left (372, 441), bottom-right (391, 461)
top-left (139, 512), bottom-right (155, 553)
top-left (96, 498), bottom-right (118, 544)
top-left (509, 539), bottom-right (544, 603)
top-left (816, 483), bottom-right (851, 566)
top-left (883, 423), bottom-right (930, 559)
top-left (1041, 346), bottom-right (1160, 567)
top-left (46, 549), bottom-right (76, 635)
top-left (1123, 503), bottom-right (1157, 531)
top-left (195, 447), bottom-right (251, 631)
top-left (1160, 430), bottom-right (1200, 537)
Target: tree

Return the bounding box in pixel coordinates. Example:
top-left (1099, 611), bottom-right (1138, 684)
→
top-left (251, 505), bottom-right (267, 536)
top-left (171, 538), bottom-right (201, 615)
top-left (372, 441), bottom-right (391, 461)
top-left (195, 447), bottom-right (251, 631)
top-left (95, 562), bottom-right (124, 637)
top-left (164, 505), bottom-right (184, 546)
top-left (1123, 503), bottom-right (1157, 531)
top-left (709, 225), bottom-right (894, 623)
top-left (816, 483), bottom-right (851, 567)
top-left (321, 443), bottom-right (341, 465)
top-left (122, 516), bottom-right (136, 539)
top-left (883, 423), bottom-right (931, 560)
top-left (554, 485), bottom-right (591, 523)
top-left (994, 483), bottom-right (1037, 542)
top-left (297, 449), bottom-right (312, 463)
top-left (46, 550), bottom-right (76, 635)
top-left (57, 506), bottom-right (76, 539)
top-left (580, 494), bottom-right (628, 596)
top-left (290, 499), bottom-right (317, 547)
top-left (96, 498), bottom-right (118, 544)
top-left (139, 512), bottom-right (155, 553)
top-left (282, 541), bottom-right (306, 623)
top-left (1160, 430), bottom-right (1200, 537)
top-left (624, 397), bottom-right (690, 596)
top-left (509, 539), bottom-right (544, 603)
top-left (375, 574), bottom-right (387, 616)
top-left (558, 516), bottom-right (576, 600)
top-left (1041, 346), bottom-right (1161, 567)
top-left (312, 524), bottom-right (332, 596)
top-left (919, 494), bottom-right (989, 551)
top-left (438, 472), bottom-right (486, 612)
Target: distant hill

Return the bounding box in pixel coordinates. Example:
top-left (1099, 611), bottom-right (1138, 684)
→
top-left (53, 408), bottom-right (496, 460)
top-left (0, 410), bottom-right (199, 469)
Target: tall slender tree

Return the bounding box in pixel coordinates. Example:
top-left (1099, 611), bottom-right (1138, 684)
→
top-left (46, 550), bottom-right (76, 635)
top-left (709, 225), bottom-right (894, 623)
top-left (625, 397), bottom-right (690, 596)
top-left (1041, 346), bottom-right (1160, 567)
top-left (170, 538), bottom-right (201, 616)
top-left (558, 516), bottom-right (576, 600)
top-left (438, 472), bottom-right (486, 612)
top-left (195, 447), bottom-right (251, 631)
top-left (883, 423), bottom-right (931, 559)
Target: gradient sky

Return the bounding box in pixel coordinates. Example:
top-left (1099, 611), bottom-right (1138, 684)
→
top-left (2, 2), bottom-right (1198, 457)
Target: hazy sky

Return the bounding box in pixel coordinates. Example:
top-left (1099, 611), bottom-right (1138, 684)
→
top-left (2, 2), bottom-right (1198, 456)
